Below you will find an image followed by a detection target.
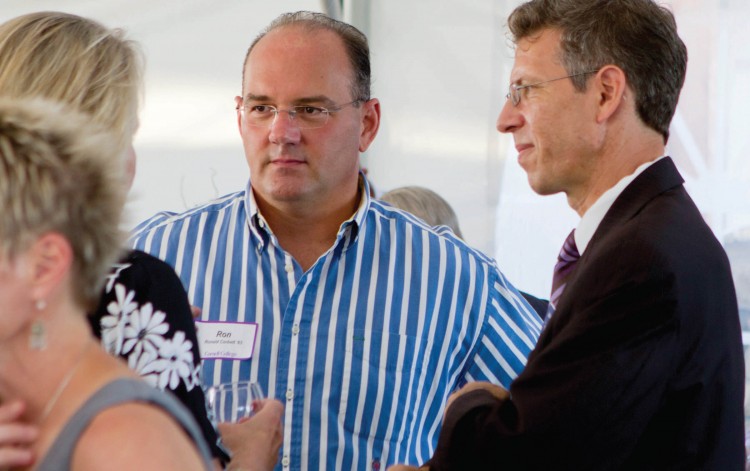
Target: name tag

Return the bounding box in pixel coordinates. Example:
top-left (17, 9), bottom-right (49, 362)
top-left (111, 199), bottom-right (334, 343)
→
top-left (196, 321), bottom-right (258, 360)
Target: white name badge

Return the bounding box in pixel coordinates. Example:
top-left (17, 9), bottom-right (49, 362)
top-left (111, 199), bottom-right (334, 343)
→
top-left (195, 321), bottom-right (258, 360)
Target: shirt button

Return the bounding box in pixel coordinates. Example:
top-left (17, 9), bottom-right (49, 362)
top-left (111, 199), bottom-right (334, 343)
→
top-left (292, 325), bottom-right (300, 335)
top-left (281, 456), bottom-right (290, 467)
top-left (285, 263), bottom-right (293, 273)
top-left (286, 389), bottom-right (294, 401)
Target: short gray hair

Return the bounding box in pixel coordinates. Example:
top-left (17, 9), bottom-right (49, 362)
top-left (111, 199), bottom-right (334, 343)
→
top-left (381, 186), bottom-right (463, 239)
top-left (0, 99), bottom-right (127, 309)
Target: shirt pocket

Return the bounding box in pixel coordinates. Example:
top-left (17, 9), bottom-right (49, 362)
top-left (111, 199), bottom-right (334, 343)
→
top-left (339, 327), bottom-right (431, 441)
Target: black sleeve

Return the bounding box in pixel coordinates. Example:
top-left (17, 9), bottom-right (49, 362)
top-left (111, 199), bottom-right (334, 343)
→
top-left (426, 242), bottom-right (681, 469)
top-left (427, 389), bottom-right (509, 471)
top-left (89, 250), bottom-right (229, 463)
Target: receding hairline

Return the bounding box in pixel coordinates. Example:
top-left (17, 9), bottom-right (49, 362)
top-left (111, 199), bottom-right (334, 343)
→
top-left (241, 23), bottom-right (354, 94)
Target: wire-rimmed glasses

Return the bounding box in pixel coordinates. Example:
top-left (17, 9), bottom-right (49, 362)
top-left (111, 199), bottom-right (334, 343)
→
top-left (237, 99), bottom-right (362, 129)
top-left (506, 70), bottom-right (599, 107)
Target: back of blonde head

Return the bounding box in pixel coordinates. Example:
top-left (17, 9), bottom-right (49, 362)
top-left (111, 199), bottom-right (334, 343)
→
top-left (0, 98), bottom-right (126, 310)
top-left (0, 11), bottom-right (142, 155)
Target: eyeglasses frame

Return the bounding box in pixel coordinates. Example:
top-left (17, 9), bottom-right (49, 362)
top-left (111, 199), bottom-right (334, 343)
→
top-left (236, 99), bottom-right (364, 129)
top-left (506, 70), bottom-right (599, 107)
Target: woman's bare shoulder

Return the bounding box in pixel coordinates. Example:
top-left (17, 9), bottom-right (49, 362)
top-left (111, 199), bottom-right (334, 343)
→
top-left (71, 402), bottom-right (205, 471)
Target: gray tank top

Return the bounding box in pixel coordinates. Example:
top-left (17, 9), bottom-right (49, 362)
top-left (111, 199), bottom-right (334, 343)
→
top-left (36, 378), bottom-right (213, 470)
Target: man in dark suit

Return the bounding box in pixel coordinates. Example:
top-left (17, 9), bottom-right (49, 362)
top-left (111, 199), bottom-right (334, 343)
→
top-left (389, 0), bottom-right (745, 469)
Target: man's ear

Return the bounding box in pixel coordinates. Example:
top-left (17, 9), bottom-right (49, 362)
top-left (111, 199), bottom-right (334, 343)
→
top-left (27, 232), bottom-right (72, 301)
top-left (358, 98), bottom-right (381, 153)
top-left (594, 65), bottom-right (628, 124)
top-left (235, 96), bottom-right (244, 136)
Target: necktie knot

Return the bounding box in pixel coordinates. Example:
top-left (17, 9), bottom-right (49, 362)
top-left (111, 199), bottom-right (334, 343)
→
top-left (546, 229), bottom-right (580, 319)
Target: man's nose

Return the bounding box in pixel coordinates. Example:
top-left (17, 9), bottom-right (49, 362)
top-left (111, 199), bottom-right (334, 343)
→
top-left (269, 110), bottom-right (302, 144)
top-left (496, 99), bottom-right (523, 134)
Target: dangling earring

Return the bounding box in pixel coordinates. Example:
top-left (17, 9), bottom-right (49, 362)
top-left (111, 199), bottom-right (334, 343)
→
top-left (30, 300), bottom-right (47, 350)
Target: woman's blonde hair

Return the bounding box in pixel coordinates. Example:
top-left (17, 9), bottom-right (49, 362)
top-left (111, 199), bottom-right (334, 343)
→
top-left (0, 11), bottom-right (142, 155)
top-left (0, 98), bottom-right (126, 309)
top-left (0, 11), bottom-right (141, 310)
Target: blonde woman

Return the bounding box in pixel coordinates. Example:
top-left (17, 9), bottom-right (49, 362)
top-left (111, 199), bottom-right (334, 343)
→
top-left (0, 11), bottom-right (228, 463)
top-left (0, 99), bottom-right (212, 469)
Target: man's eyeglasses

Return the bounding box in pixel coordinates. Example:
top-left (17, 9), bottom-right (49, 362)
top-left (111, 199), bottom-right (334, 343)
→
top-left (506, 70), bottom-right (598, 107)
top-left (237, 99), bottom-right (363, 129)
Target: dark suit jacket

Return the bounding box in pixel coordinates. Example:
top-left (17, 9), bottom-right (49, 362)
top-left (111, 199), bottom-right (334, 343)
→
top-left (428, 158), bottom-right (745, 470)
top-left (520, 291), bottom-right (549, 319)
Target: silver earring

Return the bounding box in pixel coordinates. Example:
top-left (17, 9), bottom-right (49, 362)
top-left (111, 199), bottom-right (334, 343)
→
top-left (29, 320), bottom-right (47, 350)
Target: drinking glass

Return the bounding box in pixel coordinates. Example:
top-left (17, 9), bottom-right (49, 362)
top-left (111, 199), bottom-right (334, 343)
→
top-left (205, 381), bottom-right (264, 423)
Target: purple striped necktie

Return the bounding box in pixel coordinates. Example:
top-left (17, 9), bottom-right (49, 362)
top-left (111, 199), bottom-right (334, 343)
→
top-left (545, 229), bottom-right (580, 320)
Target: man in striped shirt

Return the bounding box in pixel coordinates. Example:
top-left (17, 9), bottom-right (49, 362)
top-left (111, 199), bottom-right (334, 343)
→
top-left (132, 11), bottom-right (541, 471)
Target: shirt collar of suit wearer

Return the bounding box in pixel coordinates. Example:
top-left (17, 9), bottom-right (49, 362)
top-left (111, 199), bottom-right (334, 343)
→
top-left (243, 174), bottom-right (370, 253)
top-left (575, 155), bottom-right (666, 255)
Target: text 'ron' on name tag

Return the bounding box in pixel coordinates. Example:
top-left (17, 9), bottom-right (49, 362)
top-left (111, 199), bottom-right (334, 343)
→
top-left (196, 321), bottom-right (258, 360)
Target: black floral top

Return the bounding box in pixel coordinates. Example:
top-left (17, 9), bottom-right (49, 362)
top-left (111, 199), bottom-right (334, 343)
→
top-left (88, 250), bottom-right (227, 462)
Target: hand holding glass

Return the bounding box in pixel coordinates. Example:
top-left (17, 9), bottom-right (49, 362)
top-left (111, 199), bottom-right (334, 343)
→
top-left (205, 381), bottom-right (264, 423)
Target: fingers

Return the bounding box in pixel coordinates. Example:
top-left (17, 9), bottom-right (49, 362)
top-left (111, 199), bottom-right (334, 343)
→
top-left (461, 381), bottom-right (509, 401)
top-left (445, 381), bottom-right (509, 418)
top-left (0, 401), bottom-right (24, 423)
top-left (217, 400), bottom-right (284, 471)
top-left (0, 401), bottom-right (37, 444)
top-left (253, 399), bottom-right (284, 420)
top-left (0, 401), bottom-right (37, 468)
top-left (0, 422), bottom-right (37, 445)
top-left (0, 446), bottom-right (35, 468)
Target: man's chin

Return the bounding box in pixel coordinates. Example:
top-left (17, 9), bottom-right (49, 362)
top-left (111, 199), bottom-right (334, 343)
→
top-left (526, 176), bottom-right (560, 197)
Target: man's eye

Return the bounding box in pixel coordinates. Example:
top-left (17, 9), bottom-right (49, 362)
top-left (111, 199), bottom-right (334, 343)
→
top-left (297, 106), bottom-right (324, 116)
top-left (250, 105), bottom-right (274, 114)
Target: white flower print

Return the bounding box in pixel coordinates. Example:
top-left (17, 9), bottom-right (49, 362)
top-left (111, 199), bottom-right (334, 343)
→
top-left (98, 262), bottom-right (198, 394)
top-left (122, 302), bottom-right (168, 366)
top-left (129, 347), bottom-right (160, 387)
top-left (142, 331), bottom-right (195, 391)
top-left (187, 362), bottom-right (202, 391)
top-left (103, 262), bottom-right (131, 294)
top-left (100, 283), bottom-right (138, 355)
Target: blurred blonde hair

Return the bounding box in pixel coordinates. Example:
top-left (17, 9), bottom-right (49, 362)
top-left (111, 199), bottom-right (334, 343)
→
top-left (380, 186), bottom-right (464, 239)
top-left (0, 11), bottom-right (142, 156)
top-left (0, 98), bottom-right (126, 309)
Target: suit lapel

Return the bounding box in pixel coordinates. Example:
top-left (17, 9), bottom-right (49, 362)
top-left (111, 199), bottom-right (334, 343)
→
top-left (537, 157), bottom-right (686, 345)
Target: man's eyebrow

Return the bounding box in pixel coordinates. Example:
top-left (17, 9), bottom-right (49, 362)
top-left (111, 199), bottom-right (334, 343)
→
top-left (243, 93), bottom-right (270, 102)
top-left (243, 94), bottom-right (334, 105)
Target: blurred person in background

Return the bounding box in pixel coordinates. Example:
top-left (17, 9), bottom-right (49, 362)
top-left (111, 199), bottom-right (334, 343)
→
top-left (381, 185), bottom-right (548, 317)
top-left (380, 186), bottom-right (464, 238)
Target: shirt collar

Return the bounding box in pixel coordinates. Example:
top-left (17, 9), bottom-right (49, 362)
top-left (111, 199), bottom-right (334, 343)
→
top-left (244, 181), bottom-right (271, 250)
top-left (576, 156), bottom-right (665, 254)
top-left (244, 174), bottom-right (371, 252)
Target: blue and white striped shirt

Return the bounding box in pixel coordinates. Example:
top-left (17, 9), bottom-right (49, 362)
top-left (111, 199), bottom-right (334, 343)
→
top-left (132, 179), bottom-right (541, 470)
